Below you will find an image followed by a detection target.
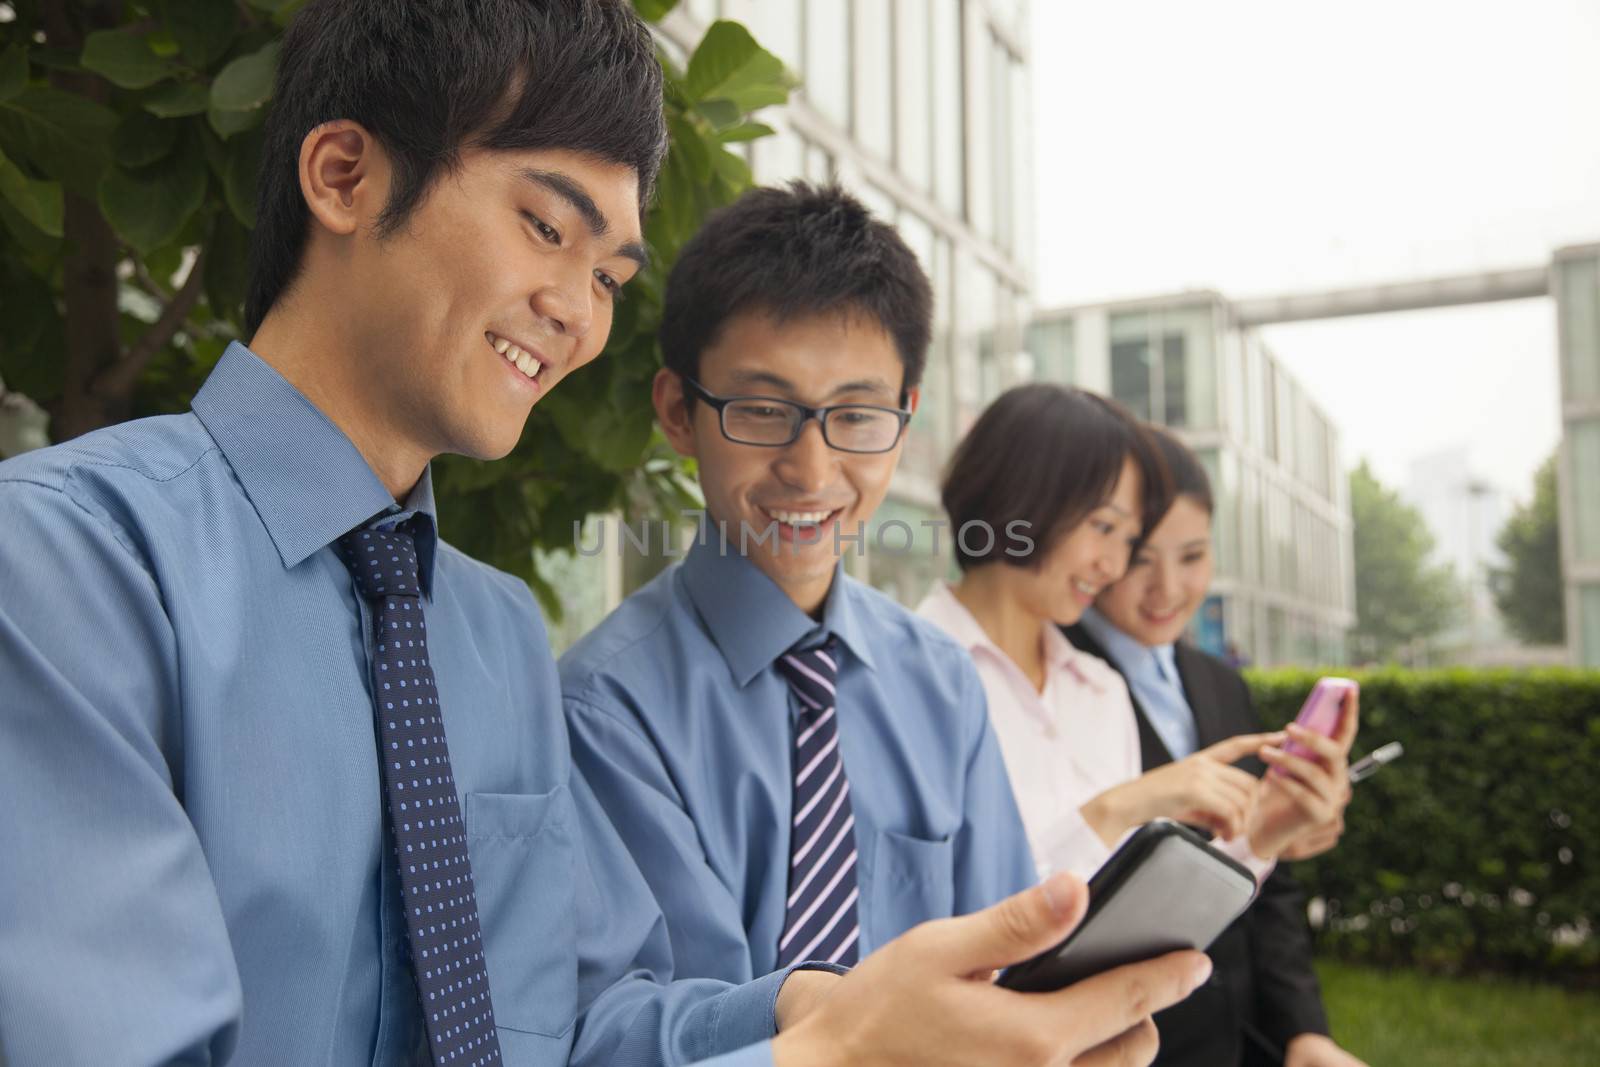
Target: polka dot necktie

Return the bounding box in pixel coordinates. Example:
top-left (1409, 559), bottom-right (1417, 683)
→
top-left (774, 639), bottom-right (861, 967)
top-left (338, 522), bottom-right (502, 1066)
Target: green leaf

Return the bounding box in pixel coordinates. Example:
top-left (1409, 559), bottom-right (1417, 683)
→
top-left (0, 146), bottom-right (63, 237)
top-left (717, 121), bottom-right (774, 144)
top-left (144, 80), bottom-right (211, 118)
top-left (207, 99), bottom-right (263, 139)
top-left (98, 134), bottom-right (209, 253)
top-left (147, 32), bottom-right (183, 60)
top-left (204, 208), bottom-right (252, 327)
top-left (210, 41), bottom-right (279, 113)
top-left (112, 111), bottom-right (180, 168)
top-left (632, 0), bottom-right (681, 22)
top-left (708, 144), bottom-right (752, 190)
top-left (81, 29), bottom-right (176, 91)
top-left (666, 113), bottom-right (712, 185)
top-left (683, 21), bottom-right (793, 113)
top-left (0, 86), bottom-right (116, 199)
top-left (224, 126), bottom-right (264, 227)
top-left (0, 44), bottom-right (27, 103)
top-left (694, 98), bottom-right (741, 129)
top-left (161, 0), bottom-right (239, 68)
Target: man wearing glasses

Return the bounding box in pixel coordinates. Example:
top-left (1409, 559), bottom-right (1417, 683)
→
top-left (559, 183), bottom-right (1040, 991)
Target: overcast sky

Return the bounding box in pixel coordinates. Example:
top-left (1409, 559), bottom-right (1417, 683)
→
top-left (1029, 0), bottom-right (1598, 503)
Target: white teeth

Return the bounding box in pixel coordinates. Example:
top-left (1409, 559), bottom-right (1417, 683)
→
top-left (1073, 580), bottom-right (1097, 595)
top-left (491, 334), bottom-right (511, 355)
top-left (515, 351), bottom-right (536, 376)
top-left (768, 508), bottom-right (831, 524)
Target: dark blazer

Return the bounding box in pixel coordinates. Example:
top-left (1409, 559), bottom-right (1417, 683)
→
top-left (1063, 625), bottom-right (1329, 1067)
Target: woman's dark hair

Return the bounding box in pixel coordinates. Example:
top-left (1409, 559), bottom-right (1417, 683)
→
top-left (245, 0), bottom-right (667, 333)
top-left (941, 384), bottom-right (1171, 571)
top-left (1148, 424), bottom-right (1214, 518)
top-left (658, 182), bottom-right (933, 398)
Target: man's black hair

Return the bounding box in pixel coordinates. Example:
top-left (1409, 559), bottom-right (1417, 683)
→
top-left (245, 0), bottom-right (667, 333)
top-left (658, 182), bottom-right (933, 397)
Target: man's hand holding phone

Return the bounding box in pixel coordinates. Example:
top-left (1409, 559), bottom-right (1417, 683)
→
top-left (772, 872), bottom-right (1214, 1067)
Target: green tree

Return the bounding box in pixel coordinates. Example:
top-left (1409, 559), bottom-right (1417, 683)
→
top-left (1491, 454), bottom-right (1565, 645)
top-left (1349, 460), bottom-right (1464, 663)
top-left (0, 0), bottom-right (791, 613)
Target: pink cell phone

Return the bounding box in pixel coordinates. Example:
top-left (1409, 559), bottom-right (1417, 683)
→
top-left (1281, 677), bottom-right (1357, 763)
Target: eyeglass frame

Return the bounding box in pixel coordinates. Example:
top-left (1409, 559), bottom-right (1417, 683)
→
top-left (679, 376), bottom-right (913, 454)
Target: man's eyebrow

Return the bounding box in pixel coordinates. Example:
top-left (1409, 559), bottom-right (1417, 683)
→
top-left (517, 167), bottom-right (647, 270)
top-left (725, 370), bottom-right (898, 400)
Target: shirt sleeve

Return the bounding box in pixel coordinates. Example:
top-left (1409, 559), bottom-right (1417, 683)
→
top-left (564, 701), bottom-right (808, 1067)
top-left (0, 480), bottom-right (243, 1065)
top-left (1215, 834), bottom-right (1277, 885)
top-left (952, 659), bottom-right (1045, 907)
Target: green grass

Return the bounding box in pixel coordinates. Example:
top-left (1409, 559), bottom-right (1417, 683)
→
top-left (1318, 961), bottom-right (1600, 1066)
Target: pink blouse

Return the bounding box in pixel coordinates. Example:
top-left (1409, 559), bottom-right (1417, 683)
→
top-left (916, 584), bottom-right (1272, 883)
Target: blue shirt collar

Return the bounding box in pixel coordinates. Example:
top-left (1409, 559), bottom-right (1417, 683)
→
top-left (191, 342), bottom-right (438, 593)
top-left (680, 521), bottom-right (877, 687)
top-left (1079, 607), bottom-right (1165, 680)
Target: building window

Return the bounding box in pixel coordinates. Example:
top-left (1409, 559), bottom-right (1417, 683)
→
top-left (852, 0), bottom-right (893, 159)
top-left (1581, 584), bottom-right (1600, 667)
top-left (894, 0), bottom-right (933, 191)
top-left (1560, 254), bottom-right (1600, 404)
top-left (931, 0), bottom-right (964, 217)
top-left (1162, 331), bottom-right (1187, 428)
top-left (804, 0), bottom-right (851, 129)
top-left (1571, 417), bottom-right (1600, 564)
top-left (1025, 319), bottom-right (1075, 384)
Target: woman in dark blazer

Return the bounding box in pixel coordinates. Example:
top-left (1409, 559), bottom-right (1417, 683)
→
top-left (1067, 427), bottom-right (1365, 1067)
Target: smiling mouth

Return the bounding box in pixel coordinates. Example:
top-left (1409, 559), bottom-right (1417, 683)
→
top-left (759, 505), bottom-right (845, 537)
top-left (1072, 579), bottom-right (1099, 599)
top-left (487, 331), bottom-right (549, 384)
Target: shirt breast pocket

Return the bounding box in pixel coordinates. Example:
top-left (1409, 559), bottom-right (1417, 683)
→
top-left (465, 787), bottom-right (578, 1041)
top-left (867, 828), bottom-right (955, 950)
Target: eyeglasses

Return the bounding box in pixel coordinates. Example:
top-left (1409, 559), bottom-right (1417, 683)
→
top-left (682, 377), bottom-right (912, 454)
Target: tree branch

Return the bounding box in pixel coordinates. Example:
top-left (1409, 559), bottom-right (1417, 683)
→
top-left (95, 244), bottom-right (209, 402)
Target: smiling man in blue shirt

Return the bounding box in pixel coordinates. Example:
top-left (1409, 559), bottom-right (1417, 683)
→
top-left (560, 184), bottom-right (1038, 981)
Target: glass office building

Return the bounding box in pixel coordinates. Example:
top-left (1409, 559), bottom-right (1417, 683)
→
top-left (1027, 293), bottom-right (1356, 667)
top-left (1554, 243), bottom-right (1600, 667)
top-left (545, 1), bottom-right (1035, 649)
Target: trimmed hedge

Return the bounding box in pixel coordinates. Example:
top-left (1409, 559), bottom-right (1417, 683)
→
top-left (1247, 668), bottom-right (1600, 984)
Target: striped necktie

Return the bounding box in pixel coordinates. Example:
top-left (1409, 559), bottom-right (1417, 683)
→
top-left (337, 521), bottom-right (502, 1066)
top-left (774, 639), bottom-right (861, 967)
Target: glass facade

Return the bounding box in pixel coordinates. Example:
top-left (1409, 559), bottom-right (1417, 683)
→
top-left (1107, 305), bottom-right (1219, 429)
top-left (1557, 249), bottom-right (1600, 665)
top-left (1559, 254), bottom-right (1600, 403)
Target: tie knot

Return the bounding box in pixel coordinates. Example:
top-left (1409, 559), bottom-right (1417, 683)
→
top-left (337, 523), bottom-right (422, 601)
top-left (776, 638), bottom-right (838, 712)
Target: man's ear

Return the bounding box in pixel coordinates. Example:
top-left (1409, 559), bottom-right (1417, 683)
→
top-left (298, 120), bottom-right (387, 238)
top-left (904, 386), bottom-right (921, 416)
top-left (652, 368), bottom-right (699, 459)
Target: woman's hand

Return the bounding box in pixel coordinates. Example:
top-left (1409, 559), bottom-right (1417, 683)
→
top-left (1248, 690), bottom-right (1359, 860)
top-left (1081, 732), bottom-right (1285, 846)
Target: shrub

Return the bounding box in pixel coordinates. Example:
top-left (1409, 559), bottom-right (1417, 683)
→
top-left (1248, 668), bottom-right (1600, 984)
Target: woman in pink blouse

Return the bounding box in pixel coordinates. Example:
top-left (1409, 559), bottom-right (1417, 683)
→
top-left (916, 385), bottom-right (1352, 882)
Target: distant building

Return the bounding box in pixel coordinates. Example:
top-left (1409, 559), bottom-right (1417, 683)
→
top-left (1028, 292), bottom-right (1356, 667)
top-left (1554, 242), bottom-right (1600, 667)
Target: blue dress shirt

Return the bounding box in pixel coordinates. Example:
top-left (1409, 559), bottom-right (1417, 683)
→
top-left (559, 531), bottom-right (1038, 986)
top-left (1079, 609), bottom-right (1201, 760)
top-left (0, 344), bottom-right (784, 1067)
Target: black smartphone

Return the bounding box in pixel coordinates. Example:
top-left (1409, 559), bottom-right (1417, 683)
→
top-left (996, 819), bottom-right (1257, 992)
